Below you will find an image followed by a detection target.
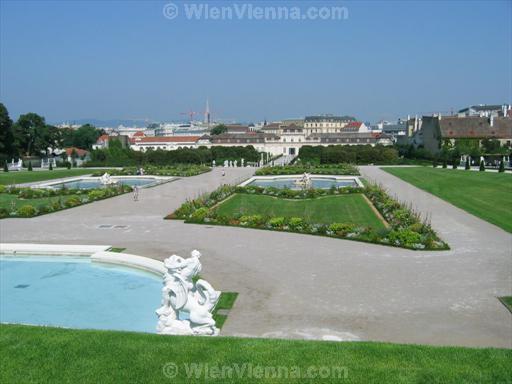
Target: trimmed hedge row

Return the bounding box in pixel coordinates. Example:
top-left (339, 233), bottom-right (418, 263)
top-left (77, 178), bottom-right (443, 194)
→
top-left (167, 184), bottom-right (448, 251)
top-left (256, 164), bottom-right (359, 176)
top-left (0, 184), bottom-right (132, 219)
top-left (91, 165), bottom-right (210, 177)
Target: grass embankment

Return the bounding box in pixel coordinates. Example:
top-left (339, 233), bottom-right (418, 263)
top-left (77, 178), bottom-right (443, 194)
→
top-left (1, 324), bottom-right (510, 383)
top-left (382, 167), bottom-right (512, 232)
top-left (0, 169), bottom-right (93, 185)
top-left (216, 194), bottom-right (385, 229)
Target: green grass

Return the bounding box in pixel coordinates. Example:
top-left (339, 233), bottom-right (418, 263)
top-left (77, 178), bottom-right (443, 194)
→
top-left (212, 292), bottom-right (238, 329)
top-left (216, 193), bottom-right (385, 229)
top-left (0, 169), bottom-right (93, 185)
top-left (498, 296), bottom-right (512, 313)
top-left (1, 324), bottom-right (510, 383)
top-left (383, 167), bottom-right (512, 232)
top-left (0, 193), bottom-right (79, 211)
top-left (108, 247), bottom-right (127, 253)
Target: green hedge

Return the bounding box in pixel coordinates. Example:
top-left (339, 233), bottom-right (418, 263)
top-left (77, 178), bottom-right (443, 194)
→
top-left (298, 145), bottom-right (399, 165)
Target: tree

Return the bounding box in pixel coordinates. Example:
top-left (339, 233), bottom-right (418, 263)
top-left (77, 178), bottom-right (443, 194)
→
top-left (13, 113), bottom-right (47, 156)
top-left (27, 161), bottom-right (33, 171)
top-left (0, 103), bottom-right (15, 158)
top-left (210, 124), bottom-right (228, 135)
top-left (481, 139), bottom-right (501, 154)
top-left (465, 157), bottom-right (470, 170)
top-left (432, 159), bottom-right (438, 168)
top-left (73, 124), bottom-right (101, 149)
top-left (479, 160), bottom-right (485, 172)
top-left (3, 161), bottom-right (8, 172)
top-left (49, 161), bottom-right (53, 171)
top-left (452, 158), bottom-right (458, 169)
top-left (442, 159), bottom-right (447, 168)
top-left (498, 160), bottom-right (505, 173)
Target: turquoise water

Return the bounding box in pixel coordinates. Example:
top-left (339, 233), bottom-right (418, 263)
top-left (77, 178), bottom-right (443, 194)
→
top-left (51, 177), bottom-right (158, 189)
top-left (0, 256), bottom-right (161, 333)
top-left (248, 177), bottom-right (358, 190)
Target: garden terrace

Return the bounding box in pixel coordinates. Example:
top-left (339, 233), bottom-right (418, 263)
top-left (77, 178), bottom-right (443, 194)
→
top-left (0, 184), bottom-right (132, 219)
top-left (382, 167), bottom-right (512, 232)
top-left (168, 184), bottom-right (448, 250)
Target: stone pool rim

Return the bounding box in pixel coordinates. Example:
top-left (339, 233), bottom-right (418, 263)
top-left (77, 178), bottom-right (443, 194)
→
top-left (239, 174), bottom-right (364, 188)
top-left (0, 243), bottom-right (165, 277)
top-left (33, 175), bottom-right (174, 190)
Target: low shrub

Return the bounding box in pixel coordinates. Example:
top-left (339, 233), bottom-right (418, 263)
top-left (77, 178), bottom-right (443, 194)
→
top-left (17, 205), bottom-right (37, 217)
top-left (64, 197), bottom-right (82, 208)
top-left (0, 207), bottom-right (9, 218)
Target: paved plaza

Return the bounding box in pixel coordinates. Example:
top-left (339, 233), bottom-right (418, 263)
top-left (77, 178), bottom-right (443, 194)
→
top-left (1, 167), bottom-right (510, 348)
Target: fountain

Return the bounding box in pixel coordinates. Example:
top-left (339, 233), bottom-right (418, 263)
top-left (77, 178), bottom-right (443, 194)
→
top-left (294, 173), bottom-right (312, 189)
top-left (156, 250), bottom-right (220, 336)
top-left (99, 173), bottom-right (117, 186)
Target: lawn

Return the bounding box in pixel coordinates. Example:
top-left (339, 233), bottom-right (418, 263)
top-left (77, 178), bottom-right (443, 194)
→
top-left (499, 296), bottom-right (512, 313)
top-left (0, 193), bottom-right (79, 211)
top-left (0, 169), bottom-right (93, 185)
top-left (216, 193), bottom-right (385, 229)
top-left (383, 167), bottom-right (512, 232)
top-left (1, 325), bottom-right (510, 383)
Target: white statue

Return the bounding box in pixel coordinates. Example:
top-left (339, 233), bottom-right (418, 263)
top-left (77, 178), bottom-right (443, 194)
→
top-left (234, 160), bottom-right (238, 168)
top-left (295, 172), bottom-right (312, 189)
top-left (212, 160), bottom-right (216, 167)
top-left (100, 173), bottom-right (117, 185)
top-left (241, 158), bottom-right (244, 167)
top-left (156, 250), bottom-right (220, 336)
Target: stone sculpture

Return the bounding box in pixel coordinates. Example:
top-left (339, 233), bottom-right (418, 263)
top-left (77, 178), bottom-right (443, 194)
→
top-left (156, 250), bottom-right (220, 336)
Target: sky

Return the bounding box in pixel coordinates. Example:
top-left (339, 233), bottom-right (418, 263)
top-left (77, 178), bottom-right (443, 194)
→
top-left (0, 0), bottom-right (511, 124)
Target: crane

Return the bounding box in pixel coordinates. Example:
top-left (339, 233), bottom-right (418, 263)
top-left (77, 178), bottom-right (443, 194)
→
top-left (180, 110), bottom-right (200, 123)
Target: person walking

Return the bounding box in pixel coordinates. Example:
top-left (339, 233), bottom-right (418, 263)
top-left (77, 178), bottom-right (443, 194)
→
top-left (133, 185), bottom-right (139, 201)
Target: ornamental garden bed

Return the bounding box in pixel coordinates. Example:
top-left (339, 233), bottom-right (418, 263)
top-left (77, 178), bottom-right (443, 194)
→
top-left (167, 184), bottom-right (449, 250)
top-left (0, 184), bottom-right (132, 219)
top-left (91, 164), bottom-right (211, 177)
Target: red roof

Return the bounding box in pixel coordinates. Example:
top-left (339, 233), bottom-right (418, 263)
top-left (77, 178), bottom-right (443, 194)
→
top-left (345, 121), bottom-right (363, 128)
top-left (133, 131), bottom-right (145, 137)
top-left (65, 147), bottom-right (89, 157)
top-left (97, 134), bottom-right (109, 143)
top-left (133, 136), bottom-right (201, 143)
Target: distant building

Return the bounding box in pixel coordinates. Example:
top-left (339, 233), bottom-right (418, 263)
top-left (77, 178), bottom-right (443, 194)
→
top-left (412, 115), bottom-right (512, 154)
top-left (304, 115), bottom-right (356, 135)
top-left (457, 104), bottom-right (511, 118)
top-left (130, 136), bottom-right (202, 151)
top-left (92, 135), bottom-right (110, 150)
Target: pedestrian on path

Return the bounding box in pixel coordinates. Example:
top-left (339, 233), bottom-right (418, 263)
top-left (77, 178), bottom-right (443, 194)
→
top-left (133, 185), bottom-right (139, 201)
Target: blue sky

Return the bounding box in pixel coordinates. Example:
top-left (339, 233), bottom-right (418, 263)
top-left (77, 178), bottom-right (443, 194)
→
top-left (1, 0), bottom-right (511, 124)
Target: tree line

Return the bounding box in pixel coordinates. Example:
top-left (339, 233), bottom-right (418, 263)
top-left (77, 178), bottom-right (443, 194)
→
top-left (298, 145), bottom-right (399, 164)
top-left (0, 103), bottom-right (103, 162)
top-left (87, 140), bottom-right (260, 167)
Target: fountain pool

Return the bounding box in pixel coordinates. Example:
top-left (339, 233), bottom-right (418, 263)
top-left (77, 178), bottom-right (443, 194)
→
top-left (0, 255), bottom-right (162, 333)
top-left (240, 175), bottom-right (363, 190)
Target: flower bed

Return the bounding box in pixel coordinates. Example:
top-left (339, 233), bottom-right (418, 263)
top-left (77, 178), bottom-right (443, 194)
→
top-left (0, 184), bottom-right (132, 219)
top-left (167, 184), bottom-right (448, 250)
top-left (255, 164), bottom-right (359, 176)
top-left (91, 165), bottom-right (210, 177)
